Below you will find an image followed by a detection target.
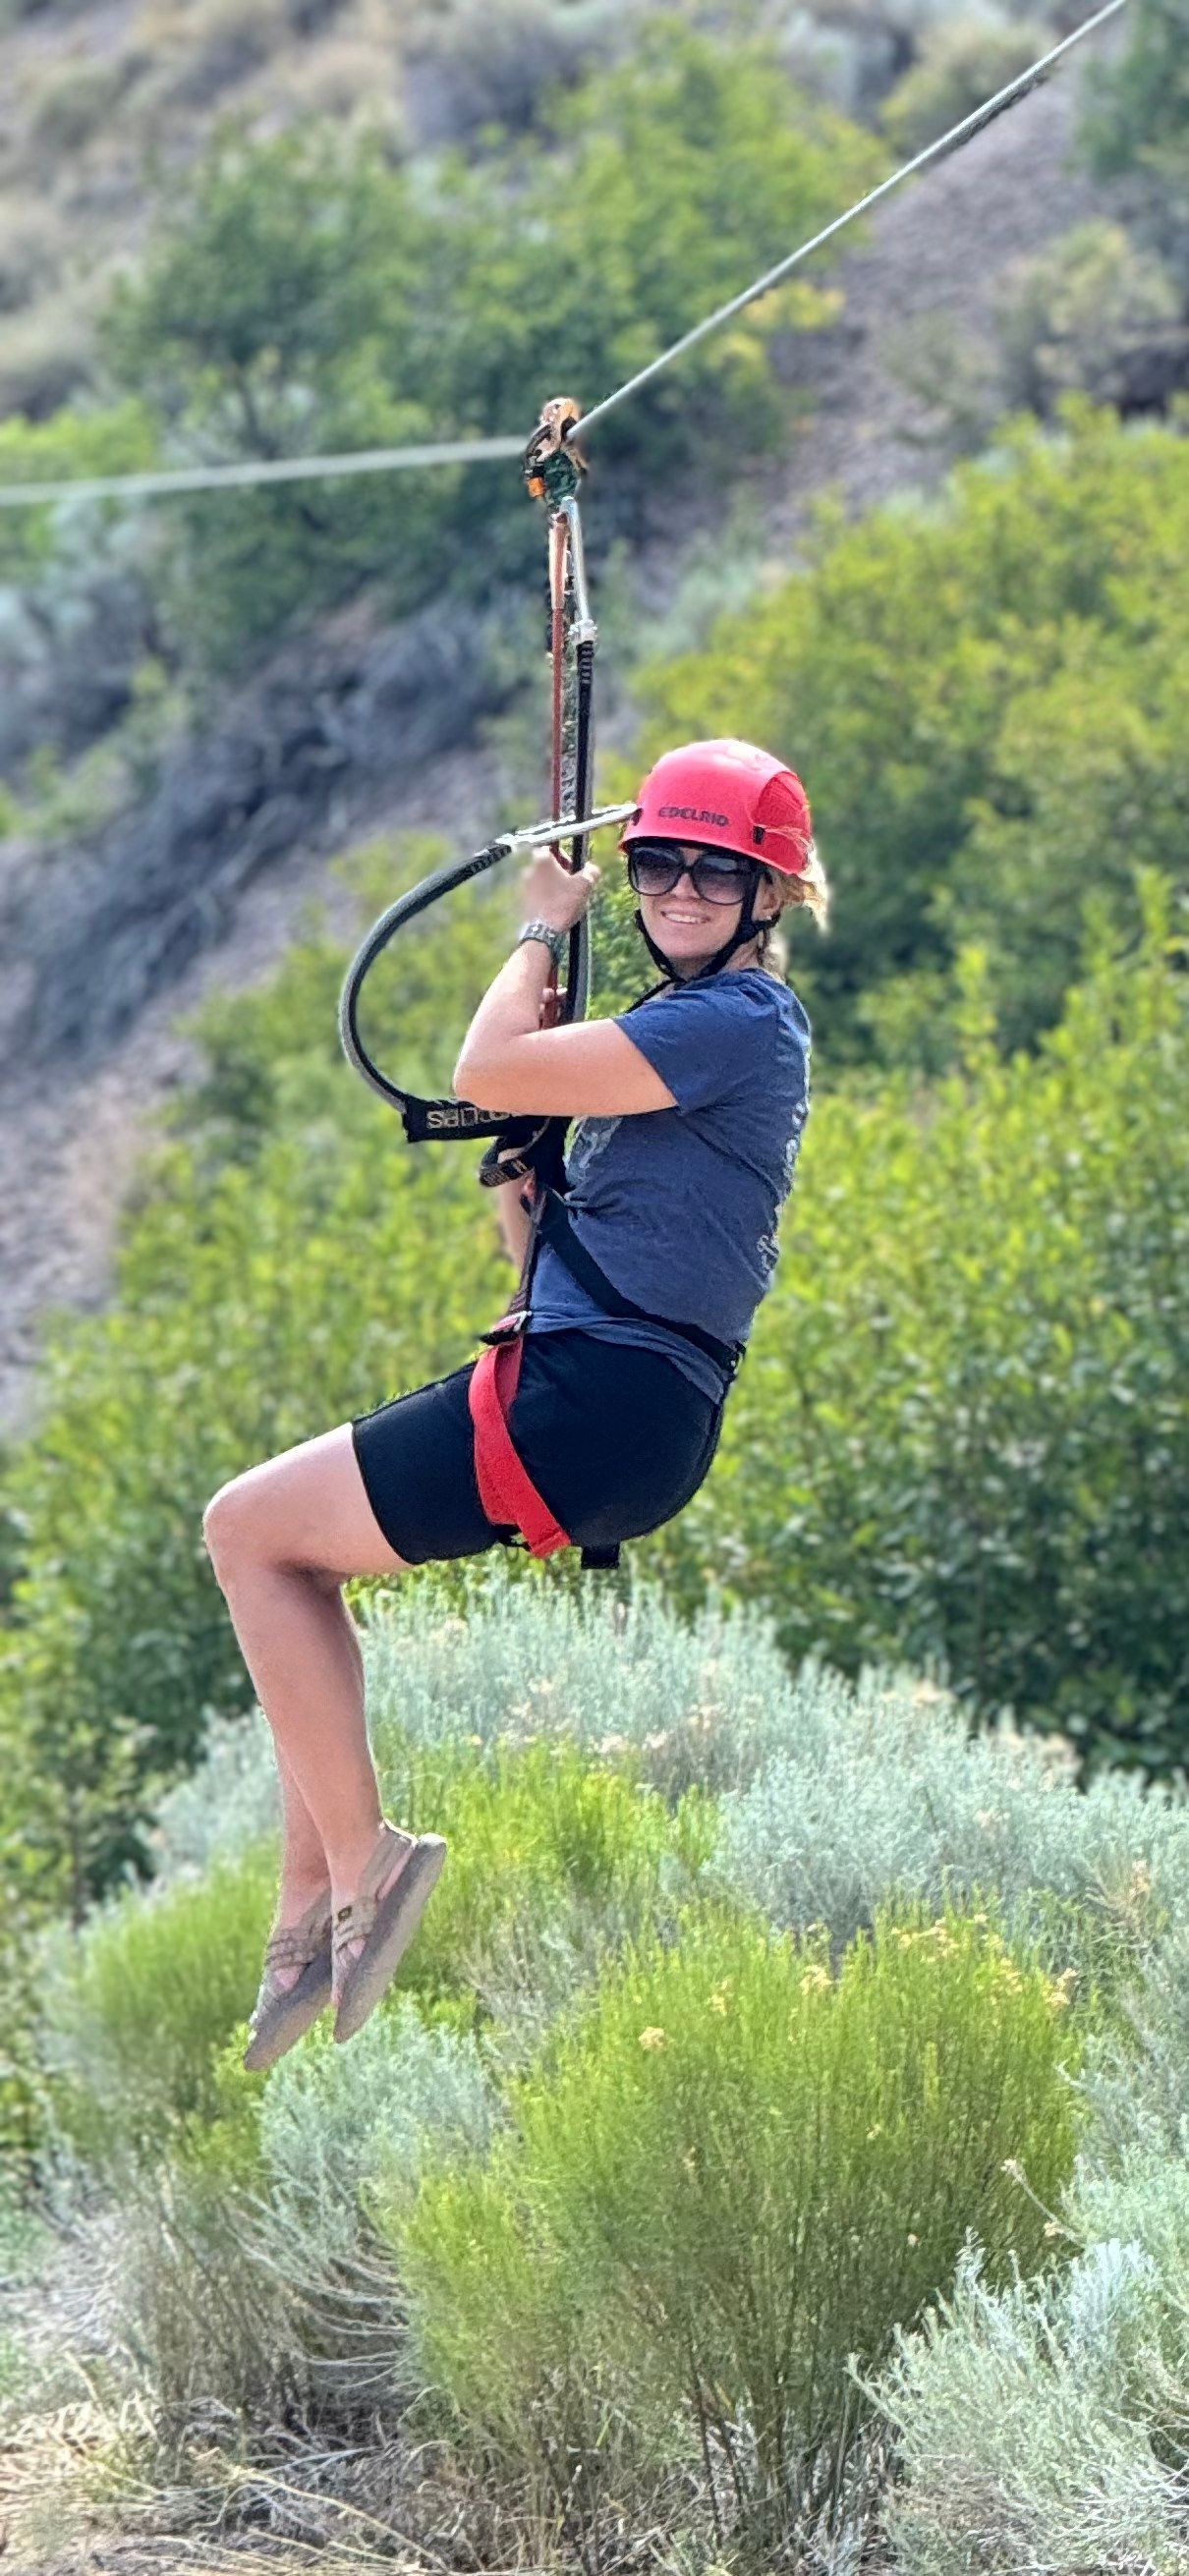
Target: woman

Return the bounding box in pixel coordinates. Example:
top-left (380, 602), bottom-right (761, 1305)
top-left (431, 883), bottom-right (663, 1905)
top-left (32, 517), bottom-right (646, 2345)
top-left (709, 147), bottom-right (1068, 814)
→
top-left (202, 738), bottom-right (827, 2070)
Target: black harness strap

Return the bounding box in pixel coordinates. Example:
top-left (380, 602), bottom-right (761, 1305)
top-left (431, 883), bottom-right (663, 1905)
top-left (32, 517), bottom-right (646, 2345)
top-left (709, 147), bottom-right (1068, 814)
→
top-left (484, 1186), bottom-right (743, 1378)
top-left (535, 1191), bottom-right (744, 1379)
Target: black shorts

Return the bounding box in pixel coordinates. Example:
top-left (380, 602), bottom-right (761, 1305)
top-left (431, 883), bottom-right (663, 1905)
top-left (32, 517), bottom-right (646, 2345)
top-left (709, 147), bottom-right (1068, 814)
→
top-left (351, 1329), bottom-right (723, 1567)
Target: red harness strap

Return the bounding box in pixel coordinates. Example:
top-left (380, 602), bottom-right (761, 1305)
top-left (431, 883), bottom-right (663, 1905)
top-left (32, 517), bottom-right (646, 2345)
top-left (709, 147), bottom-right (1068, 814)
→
top-left (468, 1332), bottom-right (573, 1557)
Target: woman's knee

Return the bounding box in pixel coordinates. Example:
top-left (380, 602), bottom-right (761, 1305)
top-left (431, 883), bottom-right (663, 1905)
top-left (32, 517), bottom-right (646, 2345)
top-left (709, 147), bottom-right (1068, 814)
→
top-left (202, 1476), bottom-right (259, 1585)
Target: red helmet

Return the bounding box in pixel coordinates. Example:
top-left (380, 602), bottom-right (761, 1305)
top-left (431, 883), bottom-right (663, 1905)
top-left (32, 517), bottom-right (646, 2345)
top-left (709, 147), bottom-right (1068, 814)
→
top-left (620, 738), bottom-right (812, 876)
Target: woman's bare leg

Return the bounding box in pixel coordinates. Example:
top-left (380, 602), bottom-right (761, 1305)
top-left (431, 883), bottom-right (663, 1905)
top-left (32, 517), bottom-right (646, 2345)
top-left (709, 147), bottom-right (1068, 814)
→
top-left (203, 1425), bottom-right (421, 1986)
top-left (276, 1749), bottom-right (332, 1905)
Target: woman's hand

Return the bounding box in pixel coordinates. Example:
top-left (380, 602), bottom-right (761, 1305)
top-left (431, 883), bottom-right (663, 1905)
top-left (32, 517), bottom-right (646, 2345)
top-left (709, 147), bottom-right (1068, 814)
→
top-left (519, 850), bottom-right (599, 934)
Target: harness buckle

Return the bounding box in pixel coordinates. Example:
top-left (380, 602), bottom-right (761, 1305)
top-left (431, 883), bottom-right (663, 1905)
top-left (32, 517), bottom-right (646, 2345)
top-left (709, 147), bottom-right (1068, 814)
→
top-left (479, 1308), bottom-right (530, 1348)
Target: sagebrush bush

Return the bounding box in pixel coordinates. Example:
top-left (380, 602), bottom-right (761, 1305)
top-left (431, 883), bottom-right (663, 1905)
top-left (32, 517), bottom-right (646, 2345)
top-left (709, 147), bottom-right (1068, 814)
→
top-left (711, 1664), bottom-right (1187, 1998)
top-left (395, 1905), bottom-right (1080, 2547)
top-left (94, 2005), bottom-right (501, 2429)
top-left (146, 1574), bottom-right (1189, 2023)
top-left (258, 1996), bottom-right (501, 2243)
top-left (148, 1701), bottom-right (281, 1877)
top-left (877, 2167), bottom-right (1189, 2575)
top-left (1078, 1916), bottom-right (1189, 2170)
top-left (360, 1565), bottom-right (800, 1803)
top-left (37, 1844), bottom-right (275, 2172)
top-left (147, 1567), bottom-right (799, 1893)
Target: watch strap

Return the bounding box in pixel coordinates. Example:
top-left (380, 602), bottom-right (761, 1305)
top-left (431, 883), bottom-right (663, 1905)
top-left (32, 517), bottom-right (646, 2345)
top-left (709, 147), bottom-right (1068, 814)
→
top-left (517, 920), bottom-right (567, 967)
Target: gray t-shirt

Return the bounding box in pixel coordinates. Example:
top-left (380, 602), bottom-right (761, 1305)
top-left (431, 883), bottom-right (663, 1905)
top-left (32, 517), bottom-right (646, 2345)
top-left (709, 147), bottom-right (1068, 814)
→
top-left (524, 967), bottom-right (812, 1402)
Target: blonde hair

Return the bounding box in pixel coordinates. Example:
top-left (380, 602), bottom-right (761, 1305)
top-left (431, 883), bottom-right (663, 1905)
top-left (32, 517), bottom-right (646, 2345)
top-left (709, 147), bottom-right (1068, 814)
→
top-left (755, 839), bottom-right (830, 976)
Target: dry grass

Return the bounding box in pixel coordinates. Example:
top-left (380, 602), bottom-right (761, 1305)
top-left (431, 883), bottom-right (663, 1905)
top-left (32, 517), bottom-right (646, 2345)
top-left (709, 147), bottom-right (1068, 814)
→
top-left (28, 50), bottom-right (137, 150)
top-left (0, 2377), bottom-right (547, 2574)
top-left (154, 0), bottom-right (288, 112)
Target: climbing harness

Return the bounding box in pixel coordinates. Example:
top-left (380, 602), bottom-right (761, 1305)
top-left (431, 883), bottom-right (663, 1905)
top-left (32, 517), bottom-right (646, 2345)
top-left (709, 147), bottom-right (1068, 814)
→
top-left (468, 1186), bottom-right (746, 1571)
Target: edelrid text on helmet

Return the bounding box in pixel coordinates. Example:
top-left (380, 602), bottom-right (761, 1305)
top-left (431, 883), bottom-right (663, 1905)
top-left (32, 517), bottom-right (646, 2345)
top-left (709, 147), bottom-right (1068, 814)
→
top-left (657, 804), bottom-right (731, 828)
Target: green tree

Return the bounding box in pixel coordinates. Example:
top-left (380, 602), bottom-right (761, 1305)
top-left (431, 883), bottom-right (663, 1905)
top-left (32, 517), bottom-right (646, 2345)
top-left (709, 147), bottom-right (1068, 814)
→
top-left (102, 126), bottom-right (447, 662)
top-left (0, 401), bottom-right (159, 586)
top-left (644, 877), bottom-right (1189, 1777)
top-left (1080, 0), bottom-right (1189, 280)
top-left (633, 402), bottom-right (1189, 1065)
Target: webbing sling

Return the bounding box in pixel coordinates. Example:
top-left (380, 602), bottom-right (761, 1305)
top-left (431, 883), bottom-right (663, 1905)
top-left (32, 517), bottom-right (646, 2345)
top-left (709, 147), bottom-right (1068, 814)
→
top-left (468, 1334), bottom-right (572, 1557)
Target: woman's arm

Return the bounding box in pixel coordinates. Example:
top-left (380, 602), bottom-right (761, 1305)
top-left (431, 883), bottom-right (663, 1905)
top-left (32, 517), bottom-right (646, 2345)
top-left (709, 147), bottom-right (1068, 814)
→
top-left (453, 854), bottom-right (675, 1119)
top-left (494, 1179), bottom-right (534, 1272)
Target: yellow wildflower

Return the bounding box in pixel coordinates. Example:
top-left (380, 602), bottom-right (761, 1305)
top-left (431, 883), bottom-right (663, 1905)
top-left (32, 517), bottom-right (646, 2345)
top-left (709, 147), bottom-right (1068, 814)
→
top-left (639, 2027), bottom-right (667, 2051)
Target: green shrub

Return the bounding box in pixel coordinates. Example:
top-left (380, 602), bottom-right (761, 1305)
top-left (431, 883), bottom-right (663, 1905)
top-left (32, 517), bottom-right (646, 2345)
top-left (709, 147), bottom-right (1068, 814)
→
top-left (359, 1731), bottom-right (717, 2014)
top-left (37, 1845), bottom-right (275, 2172)
top-left (100, 2004), bottom-right (498, 2431)
top-left (1080, 0), bottom-right (1189, 279)
top-left (0, 400), bottom-right (159, 587)
top-left (33, 1728), bottom-right (708, 2177)
top-left (98, 30), bottom-right (878, 670)
top-left (710, 1655), bottom-right (1189, 1999)
top-left (881, 18), bottom-right (1047, 156)
top-left (147, 1566), bottom-right (794, 1895)
top-left (996, 219), bottom-right (1183, 414)
top-left (259, 1996), bottom-right (501, 2234)
top-left (0, 844), bottom-right (518, 1907)
top-left (1078, 1915), bottom-right (1189, 2170)
top-left (142, 1577), bottom-right (1189, 2022)
top-left (395, 1905), bottom-right (1081, 2546)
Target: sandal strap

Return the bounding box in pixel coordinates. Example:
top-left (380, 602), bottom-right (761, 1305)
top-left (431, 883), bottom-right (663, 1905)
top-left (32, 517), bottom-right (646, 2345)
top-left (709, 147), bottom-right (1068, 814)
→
top-left (332, 1823), bottom-right (417, 1961)
top-left (263, 1884), bottom-right (333, 1973)
top-left (264, 1921), bottom-right (329, 1971)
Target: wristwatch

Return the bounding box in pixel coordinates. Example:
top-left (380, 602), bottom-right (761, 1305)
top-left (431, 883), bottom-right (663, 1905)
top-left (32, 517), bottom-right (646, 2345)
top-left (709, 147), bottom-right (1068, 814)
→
top-left (517, 920), bottom-right (567, 968)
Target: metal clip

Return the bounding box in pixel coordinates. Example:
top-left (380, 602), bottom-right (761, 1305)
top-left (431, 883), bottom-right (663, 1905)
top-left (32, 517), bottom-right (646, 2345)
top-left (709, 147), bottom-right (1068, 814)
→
top-left (524, 397), bottom-right (587, 507)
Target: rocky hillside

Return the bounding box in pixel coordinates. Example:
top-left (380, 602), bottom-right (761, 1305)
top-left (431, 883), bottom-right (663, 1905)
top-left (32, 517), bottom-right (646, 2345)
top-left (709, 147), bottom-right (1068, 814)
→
top-left (0, 59), bottom-right (1117, 1437)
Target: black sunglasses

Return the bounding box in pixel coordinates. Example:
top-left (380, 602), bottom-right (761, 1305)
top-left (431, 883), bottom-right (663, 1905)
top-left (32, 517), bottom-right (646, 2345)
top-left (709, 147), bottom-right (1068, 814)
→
top-left (626, 841), bottom-right (760, 906)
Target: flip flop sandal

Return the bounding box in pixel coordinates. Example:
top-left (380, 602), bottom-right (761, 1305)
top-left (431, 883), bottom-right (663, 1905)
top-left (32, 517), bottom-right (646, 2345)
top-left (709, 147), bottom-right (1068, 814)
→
top-left (332, 1820), bottom-right (448, 2045)
top-left (243, 1885), bottom-right (334, 2073)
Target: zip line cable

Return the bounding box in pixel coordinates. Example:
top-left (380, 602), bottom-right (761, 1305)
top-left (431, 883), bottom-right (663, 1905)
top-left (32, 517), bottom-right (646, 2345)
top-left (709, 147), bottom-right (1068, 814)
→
top-left (0, 0), bottom-right (1129, 514)
top-left (0, 434), bottom-right (525, 507)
